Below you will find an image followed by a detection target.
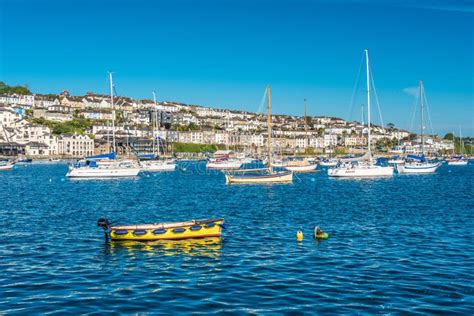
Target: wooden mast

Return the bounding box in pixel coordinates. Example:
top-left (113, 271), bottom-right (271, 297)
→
top-left (266, 86), bottom-right (273, 173)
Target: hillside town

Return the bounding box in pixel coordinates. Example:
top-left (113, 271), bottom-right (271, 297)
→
top-left (0, 87), bottom-right (457, 159)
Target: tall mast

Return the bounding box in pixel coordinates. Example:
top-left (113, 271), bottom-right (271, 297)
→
top-left (266, 86), bottom-right (273, 173)
top-left (420, 80), bottom-right (424, 156)
top-left (365, 49), bottom-right (372, 162)
top-left (304, 98), bottom-right (309, 155)
top-left (109, 72), bottom-right (116, 154)
top-left (152, 91), bottom-right (157, 155)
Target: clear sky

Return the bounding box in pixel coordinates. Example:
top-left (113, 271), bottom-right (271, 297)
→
top-left (0, 0), bottom-right (473, 136)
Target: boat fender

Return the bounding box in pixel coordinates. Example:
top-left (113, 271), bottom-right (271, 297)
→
top-left (113, 230), bottom-right (129, 235)
top-left (152, 229), bottom-right (167, 235)
top-left (133, 229), bottom-right (147, 236)
top-left (296, 230), bottom-right (303, 241)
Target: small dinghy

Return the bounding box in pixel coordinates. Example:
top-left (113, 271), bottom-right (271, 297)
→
top-left (98, 218), bottom-right (224, 241)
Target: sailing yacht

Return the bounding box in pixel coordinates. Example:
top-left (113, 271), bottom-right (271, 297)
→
top-left (0, 159), bottom-right (14, 170)
top-left (284, 99), bottom-right (318, 172)
top-left (140, 92), bottom-right (177, 172)
top-left (66, 73), bottom-right (140, 178)
top-left (224, 86), bottom-right (293, 184)
top-left (446, 129), bottom-right (468, 166)
top-left (328, 49), bottom-right (393, 178)
top-left (397, 81), bottom-right (441, 174)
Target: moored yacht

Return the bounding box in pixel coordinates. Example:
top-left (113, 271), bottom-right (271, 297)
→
top-left (66, 73), bottom-right (140, 179)
top-left (397, 81), bottom-right (440, 174)
top-left (328, 50), bottom-right (393, 178)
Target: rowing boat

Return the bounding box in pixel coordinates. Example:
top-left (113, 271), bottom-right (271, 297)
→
top-left (97, 218), bottom-right (224, 241)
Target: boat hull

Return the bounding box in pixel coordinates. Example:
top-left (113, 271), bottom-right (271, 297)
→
top-left (397, 162), bottom-right (440, 174)
top-left (447, 160), bottom-right (468, 166)
top-left (319, 161), bottom-right (338, 167)
top-left (225, 172), bottom-right (293, 184)
top-left (207, 162), bottom-right (242, 170)
top-left (66, 167), bottom-right (140, 178)
top-left (140, 161), bottom-right (176, 171)
top-left (284, 164), bottom-right (318, 172)
top-left (328, 165), bottom-right (393, 177)
top-left (109, 219), bottom-right (224, 241)
top-left (0, 163), bottom-right (13, 170)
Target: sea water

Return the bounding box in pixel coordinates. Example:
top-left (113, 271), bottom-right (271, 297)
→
top-left (0, 162), bottom-right (473, 313)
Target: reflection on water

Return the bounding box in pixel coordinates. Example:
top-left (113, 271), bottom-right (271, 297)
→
top-left (104, 238), bottom-right (222, 259)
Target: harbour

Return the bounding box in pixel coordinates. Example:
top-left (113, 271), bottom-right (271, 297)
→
top-left (0, 162), bottom-right (473, 314)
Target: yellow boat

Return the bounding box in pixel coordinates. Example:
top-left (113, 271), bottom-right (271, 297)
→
top-left (97, 218), bottom-right (224, 242)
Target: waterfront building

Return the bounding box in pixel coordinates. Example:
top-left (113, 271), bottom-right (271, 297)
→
top-left (57, 134), bottom-right (94, 157)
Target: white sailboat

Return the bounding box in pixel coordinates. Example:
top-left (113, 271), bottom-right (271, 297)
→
top-left (397, 81), bottom-right (441, 174)
top-left (0, 160), bottom-right (14, 170)
top-left (140, 92), bottom-right (177, 172)
top-left (446, 128), bottom-right (468, 166)
top-left (66, 73), bottom-right (140, 178)
top-left (328, 49), bottom-right (393, 178)
top-left (225, 86), bottom-right (293, 184)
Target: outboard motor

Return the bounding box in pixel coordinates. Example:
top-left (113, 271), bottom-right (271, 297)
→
top-left (97, 218), bottom-right (111, 242)
top-left (97, 218), bottom-right (110, 229)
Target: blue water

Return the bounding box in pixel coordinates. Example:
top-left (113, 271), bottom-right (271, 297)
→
top-left (1, 162), bottom-right (473, 314)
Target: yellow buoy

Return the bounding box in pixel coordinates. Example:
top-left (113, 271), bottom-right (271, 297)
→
top-left (296, 230), bottom-right (303, 241)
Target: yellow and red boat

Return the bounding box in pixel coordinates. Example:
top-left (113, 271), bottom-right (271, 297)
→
top-left (97, 218), bottom-right (224, 242)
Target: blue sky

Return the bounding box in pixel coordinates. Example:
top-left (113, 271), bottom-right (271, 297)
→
top-left (0, 0), bottom-right (473, 136)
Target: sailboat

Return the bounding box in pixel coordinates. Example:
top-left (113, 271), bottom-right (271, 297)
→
top-left (446, 128), bottom-right (468, 166)
top-left (66, 73), bottom-right (140, 178)
top-left (397, 81), bottom-right (441, 174)
top-left (140, 92), bottom-right (177, 172)
top-left (0, 159), bottom-right (14, 170)
top-left (284, 99), bottom-right (318, 172)
top-left (224, 86), bottom-right (293, 184)
top-left (328, 50), bottom-right (393, 178)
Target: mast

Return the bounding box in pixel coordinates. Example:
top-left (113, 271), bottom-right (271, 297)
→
top-left (365, 49), bottom-right (372, 163)
top-left (420, 80), bottom-right (424, 156)
top-left (266, 86), bottom-right (273, 173)
top-left (109, 72), bottom-right (116, 154)
top-left (152, 91), bottom-right (157, 155)
top-left (304, 98), bottom-right (309, 155)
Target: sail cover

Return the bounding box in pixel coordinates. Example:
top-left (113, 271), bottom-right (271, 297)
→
top-left (340, 153), bottom-right (369, 162)
top-left (407, 154), bottom-right (425, 162)
top-left (86, 152), bottom-right (116, 160)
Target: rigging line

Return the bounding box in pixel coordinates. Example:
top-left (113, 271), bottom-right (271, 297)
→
top-left (369, 67), bottom-right (385, 128)
top-left (347, 51), bottom-right (365, 122)
top-left (408, 91), bottom-right (419, 134)
top-left (112, 86), bottom-right (136, 155)
top-left (423, 90), bottom-right (435, 137)
top-left (256, 87), bottom-right (267, 115)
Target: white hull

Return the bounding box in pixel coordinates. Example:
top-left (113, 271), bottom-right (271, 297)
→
top-left (328, 165), bottom-right (393, 177)
top-left (388, 159), bottom-right (405, 165)
top-left (397, 162), bottom-right (440, 174)
top-left (225, 172), bottom-right (293, 184)
top-left (66, 167), bottom-right (140, 178)
top-left (0, 163), bottom-right (14, 170)
top-left (447, 160), bottom-right (468, 166)
top-left (207, 161), bottom-right (242, 170)
top-left (319, 160), bottom-right (338, 167)
top-left (140, 161), bottom-right (176, 171)
top-left (284, 164), bottom-right (318, 172)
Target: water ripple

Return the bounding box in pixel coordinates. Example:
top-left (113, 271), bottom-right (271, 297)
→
top-left (0, 162), bottom-right (473, 314)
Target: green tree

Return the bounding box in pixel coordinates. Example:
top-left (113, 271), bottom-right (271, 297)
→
top-left (443, 133), bottom-right (454, 141)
